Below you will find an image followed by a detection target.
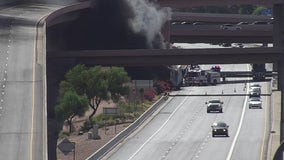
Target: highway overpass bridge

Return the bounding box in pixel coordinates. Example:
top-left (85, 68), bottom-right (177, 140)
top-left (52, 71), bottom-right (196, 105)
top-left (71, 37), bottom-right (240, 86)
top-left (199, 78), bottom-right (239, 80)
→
top-left (170, 24), bottom-right (272, 43)
top-left (171, 12), bottom-right (272, 24)
top-left (47, 47), bottom-right (281, 66)
top-left (157, 0), bottom-right (283, 8)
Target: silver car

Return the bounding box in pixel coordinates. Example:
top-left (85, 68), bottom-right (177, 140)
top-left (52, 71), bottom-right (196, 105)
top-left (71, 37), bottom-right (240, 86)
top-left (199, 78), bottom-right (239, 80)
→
top-left (248, 97), bottom-right (262, 109)
top-left (206, 99), bottom-right (223, 113)
top-left (249, 86), bottom-right (261, 98)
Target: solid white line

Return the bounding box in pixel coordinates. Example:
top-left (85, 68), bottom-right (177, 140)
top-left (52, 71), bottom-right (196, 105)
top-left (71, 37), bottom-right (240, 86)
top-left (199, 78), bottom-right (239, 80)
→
top-left (127, 97), bottom-right (188, 160)
top-left (226, 85), bottom-right (249, 160)
top-left (30, 14), bottom-right (45, 160)
top-left (226, 67), bottom-right (250, 160)
top-left (259, 82), bottom-right (269, 160)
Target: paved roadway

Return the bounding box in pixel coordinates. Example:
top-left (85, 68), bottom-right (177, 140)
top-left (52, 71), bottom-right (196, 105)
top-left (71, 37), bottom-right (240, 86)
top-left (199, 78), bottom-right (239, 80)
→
top-left (102, 64), bottom-right (271, 160)
top-left (0, 3), bottom-right (62, 160)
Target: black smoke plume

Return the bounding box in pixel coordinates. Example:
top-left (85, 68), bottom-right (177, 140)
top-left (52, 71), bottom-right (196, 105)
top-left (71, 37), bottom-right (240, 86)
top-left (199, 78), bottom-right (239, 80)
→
top-left (90, 0), bottom-right (171, 49)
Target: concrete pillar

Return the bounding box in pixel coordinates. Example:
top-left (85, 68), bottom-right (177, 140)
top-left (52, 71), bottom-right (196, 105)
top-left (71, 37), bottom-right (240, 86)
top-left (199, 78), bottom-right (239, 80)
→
top-left (161, 21), bottom-right (171, 48)
top-left (273, 4), bottom-right (283, 91)
top-left (274, 3), bottom-right (284, 142)
top-left (273, 4), bottom-right (283, 47)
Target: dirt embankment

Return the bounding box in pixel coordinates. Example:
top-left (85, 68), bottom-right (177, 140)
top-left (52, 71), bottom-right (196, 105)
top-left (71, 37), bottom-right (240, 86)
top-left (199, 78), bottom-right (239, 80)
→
top-left (57, 100), bottom-right (130, 160)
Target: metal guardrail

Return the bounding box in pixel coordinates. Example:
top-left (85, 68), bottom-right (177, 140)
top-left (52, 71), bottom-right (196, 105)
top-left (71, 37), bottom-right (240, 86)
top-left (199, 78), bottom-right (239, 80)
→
top-left (86, 96), bottom-right (169, 160)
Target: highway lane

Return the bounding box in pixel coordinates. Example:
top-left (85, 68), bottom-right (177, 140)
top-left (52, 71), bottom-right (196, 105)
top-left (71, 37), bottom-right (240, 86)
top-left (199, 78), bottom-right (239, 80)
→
top-left (0, 4), bottom-right (62, 160)
top-left (102, 64), bottom-right (270, 160)
top-left (230, 81), bottom-right (270, 160)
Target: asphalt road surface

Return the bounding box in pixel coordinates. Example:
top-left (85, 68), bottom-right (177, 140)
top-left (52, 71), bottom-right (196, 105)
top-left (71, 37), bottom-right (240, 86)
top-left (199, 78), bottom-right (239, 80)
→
top-left (0, 4), bottom-right (62, 160)
top-left (103, 64), bottom-right (271, 160)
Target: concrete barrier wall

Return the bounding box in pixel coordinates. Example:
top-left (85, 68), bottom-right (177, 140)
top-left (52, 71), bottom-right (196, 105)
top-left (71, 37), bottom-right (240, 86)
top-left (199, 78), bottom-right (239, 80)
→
top-left (87, 96), bottom-right (170, 160)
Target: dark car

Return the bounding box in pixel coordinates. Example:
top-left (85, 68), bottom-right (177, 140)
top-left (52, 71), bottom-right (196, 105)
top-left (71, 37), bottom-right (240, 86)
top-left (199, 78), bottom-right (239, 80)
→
top-left (211, 122), bottom-right (229, 137)
top-left (220, 24), bottom-right (241, 30)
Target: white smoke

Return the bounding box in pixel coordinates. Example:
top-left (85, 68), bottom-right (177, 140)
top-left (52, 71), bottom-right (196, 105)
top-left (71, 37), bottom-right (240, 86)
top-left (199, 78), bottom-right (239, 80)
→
top-left (127, 0), bottom-right (172, 49)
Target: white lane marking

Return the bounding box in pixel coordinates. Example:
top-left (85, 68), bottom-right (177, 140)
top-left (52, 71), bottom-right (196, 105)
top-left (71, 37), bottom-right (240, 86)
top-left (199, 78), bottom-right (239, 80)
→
top-left (259, 82), bottom-right (269, 160)
top-left (226, 79), bottom-right (249, 160)
top-left (127, 97), bottom-right (188, 160)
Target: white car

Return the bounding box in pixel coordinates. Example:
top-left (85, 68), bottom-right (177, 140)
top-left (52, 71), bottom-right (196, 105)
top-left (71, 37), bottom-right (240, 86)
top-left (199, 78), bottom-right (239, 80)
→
top-left (250, 83), bottom-right (261, 88)
top-left (249, 83), bottom-right (261, 98)
top-left (220, 24), bottom-right (242, 30)
top-left (206, 99), bottom-right (223, 113)
top-left (248, 97), bottom-right (262, 109)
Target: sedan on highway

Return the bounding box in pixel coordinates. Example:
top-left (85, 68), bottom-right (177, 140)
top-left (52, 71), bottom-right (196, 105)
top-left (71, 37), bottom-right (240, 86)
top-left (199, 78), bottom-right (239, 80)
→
top-left (206, 99), bottom-right (223, 113)
top-left (211, 122), bottom-right (229, 137)
top-left (248, 97), bottom-right (262, 109)
top-left (249, 86), bottom-right (261, 98)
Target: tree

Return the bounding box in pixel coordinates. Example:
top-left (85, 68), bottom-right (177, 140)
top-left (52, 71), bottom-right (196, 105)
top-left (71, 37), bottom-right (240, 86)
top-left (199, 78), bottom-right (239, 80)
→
top-left (252, 6), bottom-right (266, 15)
top-left (59, 65), bottom-right (131, 121)
top-left (107, 67), bottom-right (131, 102)
top-left (238, 5), bottom-right (255, 14)
top-left (85, 66), bottom-right (110, 120)
top-left (64, 64), bottom-right (88, 95)
top-left (55, 89), bottom-right (88, 133)
top-left (85, 66), bottom-right (131, 120)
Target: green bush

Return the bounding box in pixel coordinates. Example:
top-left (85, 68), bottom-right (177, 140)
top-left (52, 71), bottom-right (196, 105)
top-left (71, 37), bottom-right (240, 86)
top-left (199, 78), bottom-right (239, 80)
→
top-left (58, 131), bottom-right (70, 139)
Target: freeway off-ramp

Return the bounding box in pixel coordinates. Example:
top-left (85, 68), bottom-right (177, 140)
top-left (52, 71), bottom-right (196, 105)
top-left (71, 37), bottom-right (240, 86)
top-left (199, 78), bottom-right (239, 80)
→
top-left (0, 3), bottom-right (63, 160)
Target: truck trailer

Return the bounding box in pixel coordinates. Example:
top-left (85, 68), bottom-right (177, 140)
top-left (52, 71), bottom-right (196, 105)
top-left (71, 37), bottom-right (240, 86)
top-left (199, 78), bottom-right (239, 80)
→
top-left (251, 63), bottom-right (266, 81)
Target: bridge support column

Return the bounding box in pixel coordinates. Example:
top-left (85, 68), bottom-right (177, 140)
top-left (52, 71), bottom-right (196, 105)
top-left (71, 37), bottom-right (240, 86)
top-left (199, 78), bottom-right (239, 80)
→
top-left (162, 21), bottom-right (171, 48)
top-left (274, 3), bottom-right (284, 142)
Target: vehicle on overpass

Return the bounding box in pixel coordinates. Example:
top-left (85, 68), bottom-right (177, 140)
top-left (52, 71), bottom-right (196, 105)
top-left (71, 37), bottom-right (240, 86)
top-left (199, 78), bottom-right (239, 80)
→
top-left (206, 99), bottom-right (223, 113)
top-left (251, 63), bottom-right (266, 81)
top-left (220, 24), bottom-right (242, 30)
top-left (181, 21), bottom-right (193, 25)
top-left (250, 21), bottom-right (270, 25)
top-left (211, 122), bottom-right (229, 137)
top-left (237, 21), bottom-right (249, 25)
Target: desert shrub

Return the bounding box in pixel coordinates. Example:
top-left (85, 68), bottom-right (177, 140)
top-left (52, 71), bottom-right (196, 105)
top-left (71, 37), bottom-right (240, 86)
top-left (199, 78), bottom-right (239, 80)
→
top-left (144, 90), bottom-right (156, 101)
top-left (154, 80), bottom-right (170, 94)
